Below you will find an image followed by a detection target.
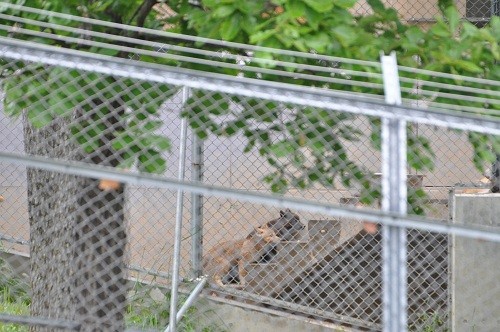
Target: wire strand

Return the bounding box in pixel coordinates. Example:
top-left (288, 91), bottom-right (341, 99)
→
top-left (399, 76), bottom-right (500, 98)
top-left (400, 86), bottom-right (499, 106)
top-left (398, 65), bottom-right (500, 87)
top-left (0, 2), bottom-right (382, 67)
top-left (0, 12), bottom-right (384, 81)
top-left (0, 25), bottom-right (387, 92)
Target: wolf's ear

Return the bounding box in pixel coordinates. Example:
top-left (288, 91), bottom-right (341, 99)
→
top-left (254, 224), bottom-right (269, 233)
top-left (280, 209), bottom-right (291, 217)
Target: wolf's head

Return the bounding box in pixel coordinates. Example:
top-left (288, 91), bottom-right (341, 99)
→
top-left (268, 209), bottom-right (305, 241)
top-left (255, 224), bottom-right (281, 243)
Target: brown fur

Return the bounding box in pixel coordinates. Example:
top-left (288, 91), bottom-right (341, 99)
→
top-left (203, 224), bottom-right (280, 287)
top-left (252, 209), bottom-right (304, 263)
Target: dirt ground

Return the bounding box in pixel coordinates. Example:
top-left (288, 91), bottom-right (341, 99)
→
top-left (0, 109), bottom-right (483, 280)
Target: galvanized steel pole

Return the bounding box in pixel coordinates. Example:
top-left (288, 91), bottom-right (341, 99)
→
top-left (381, 52), bottom-right (408, 332)
top-left (169, 86), bottom-right (190, 332)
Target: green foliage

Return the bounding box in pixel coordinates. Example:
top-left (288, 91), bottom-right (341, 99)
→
top-left (0, 300), bottom-right (29, 332)
top-left (1, 61), bottom-right (176, 172)
top-left (174, 0), bottom-right (498, 209)
top-left (0, 0), bottom-right (498, 213)
top-left (0, 256), bottom-right (30, 332)
top-left (468, 132), bottom-right (500, 173)
top-left (174, 1), bottom-right (498, 104)
top-left (0, 0), bottom-right (177, 173)
top-left (0, 257), bottom-right (30, 307)
top-left (0, 271), bottom-right (224, 332)
top-left (125, 282), bottom-right (226, 331)
top-left (409, 310), bottom-right (449, 332)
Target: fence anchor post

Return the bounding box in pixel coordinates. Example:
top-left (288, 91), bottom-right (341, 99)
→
top-left (380, 51), bottom-right (408, 332)
top-left (169, 86), bottom-right (191, 332)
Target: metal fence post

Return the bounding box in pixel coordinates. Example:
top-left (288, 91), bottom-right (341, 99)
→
top-left (169, 86), bottom-right (190, 332)
top-left (380, 52), bottom-right (408, 332)
top-left (191, 133), bottom-right (204, 278)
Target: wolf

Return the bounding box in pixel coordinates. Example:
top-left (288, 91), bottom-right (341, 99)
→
top-left (222, 209), bottom-right (305, 284)
top-left (203, 224), bottom-right (280, 287)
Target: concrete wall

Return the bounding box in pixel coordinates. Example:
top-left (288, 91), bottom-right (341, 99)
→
top-left (451, 190), bottom-right (500, 332)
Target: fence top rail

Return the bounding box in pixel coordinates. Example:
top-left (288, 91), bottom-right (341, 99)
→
top-left (398, 65), bottom-right (500, 87)
top-left (0, 37), bottom-right (499, 136)
top-left (2, 151), bottom-right (500, 243)
top-left (0, 21), bottom-right (385, 96)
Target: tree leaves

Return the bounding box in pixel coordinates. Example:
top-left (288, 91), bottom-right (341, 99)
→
top-left (469, 132), bottom-right (499, 172)
top-left (269, 141), bottom-right (297, 158)
top-left (288, 0), bottom-right (307, 18)
top-left (303, 0), bottom-right (334, 12)
top-left (220, 14), bottom-right (241, 40)
top-left (2, 0), bottom-right (498, 208)
top-left (212, 5), bottom-right (235, 18)
top-left (407, 133), bottom-right (435, 171)
top-left (334, 0), bottom-right (358, 9)
top-left (0, 0), bottom-right (178, 174)
top-left (444, 6), bottom-right (459, 33)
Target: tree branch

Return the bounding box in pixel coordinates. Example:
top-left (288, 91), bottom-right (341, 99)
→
top-left (129, 0), bottom-right (158, 27)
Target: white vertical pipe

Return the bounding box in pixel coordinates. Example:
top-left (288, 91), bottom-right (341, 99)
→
top-left (380, 52), bottom-right (408, 332)
top-left (169, 86), bottom-right (190, 332)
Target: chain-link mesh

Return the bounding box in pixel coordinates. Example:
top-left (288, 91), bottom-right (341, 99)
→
top-left (2, 53), bottom-right (498, 331)
top-left (1, 4), bottom-right (499, 331)
top-left (0, 61), bottom-right (220, 330)
top-left (353, 0), bottom-right (498, 27)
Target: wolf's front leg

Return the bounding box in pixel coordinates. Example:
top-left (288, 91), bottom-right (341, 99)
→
top-left (238, 261), bottom-right (247, 287)
top-left (213, 275), bottom-right (225, 287)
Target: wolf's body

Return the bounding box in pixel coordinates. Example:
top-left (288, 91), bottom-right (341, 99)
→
top-left (221, 209), bottom-right (305, 284)
top-left (203, 224), bottom-right (280, 287)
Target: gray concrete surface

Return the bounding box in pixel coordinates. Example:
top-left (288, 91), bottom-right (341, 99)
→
top-left (451, 190), bottom-right (500, 332)
top-left (193, 296), bottom-right (351, 332)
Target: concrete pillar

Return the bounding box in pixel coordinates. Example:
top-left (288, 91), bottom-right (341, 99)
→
top-left (451, 190), bottom-right (500, 331)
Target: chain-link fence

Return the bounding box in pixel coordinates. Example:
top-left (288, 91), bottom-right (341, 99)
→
top-left (1, 3), bottom-right (499, 332)
top-left (353, 0), bottom-right (499, 27)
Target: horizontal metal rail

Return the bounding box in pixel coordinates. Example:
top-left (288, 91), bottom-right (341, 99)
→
top-left (0, 22), bottom-right (384, 91)
top-left (0, 314), bottom-right (80, 330)
top-left (0, 2), bottom-right (381, 68)
top-left (0, 13), bottom-right (384, 84)
top-left (0, 233), bottom-right (29, 245)
top-left (209, 286), bottom-right (383, 330)
top-left (2, 151), bottom-right (500, 242)
top-left (0, 38), bottom-right (499, 136)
